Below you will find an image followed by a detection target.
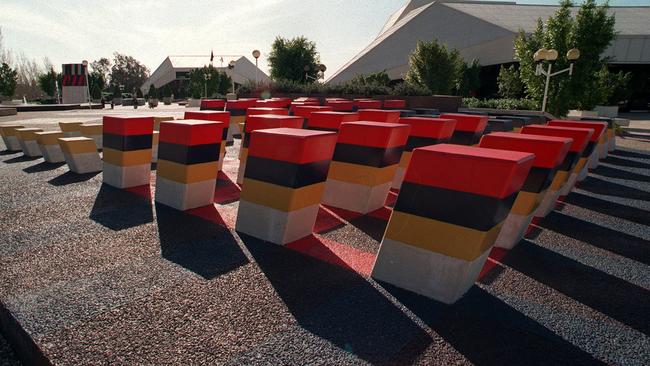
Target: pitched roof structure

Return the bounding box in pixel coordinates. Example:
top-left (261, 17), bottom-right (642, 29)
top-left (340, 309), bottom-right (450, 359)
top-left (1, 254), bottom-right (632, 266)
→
top-left (328, 0), bottom-right (650, 84)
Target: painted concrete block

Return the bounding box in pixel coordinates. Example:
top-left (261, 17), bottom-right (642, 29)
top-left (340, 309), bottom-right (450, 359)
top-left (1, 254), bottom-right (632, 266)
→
top-left (306, 112), bottom-right (358, 131)
top-left (58, 121), bottom-right (84, 137)
top-left (80, 123), bottom-right (103, 149)
top-left (0, 124), bottom-right (25, 151)
top-left (440, 113), bottom-right (489, 145)
top-left (547, 120), bottom-right (607, 173)
top-left (102, 115), bottom-right (154, 188)
top-left (58, 137), bottom-right (102, 173)
top-left (16, 128), bottom-right (43, 156)
top-left (35, 131), bottom-right (65, 163)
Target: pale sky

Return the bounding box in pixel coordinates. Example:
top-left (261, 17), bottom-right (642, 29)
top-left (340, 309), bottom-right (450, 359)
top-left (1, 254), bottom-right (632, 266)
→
top-left (1, 0), bottom-right (647, 78)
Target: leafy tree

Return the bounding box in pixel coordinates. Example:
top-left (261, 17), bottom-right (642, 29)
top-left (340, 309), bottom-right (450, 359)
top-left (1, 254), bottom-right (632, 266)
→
top-left (91, 58), bottom-right (111, 85)
top-left (109, 52), bottom-right (149, 94)
top-left (497, 65), bottom-right (524, 98)
top-left (514, 0), bottom-right (616, 115)
top-left (268, 36), bottom-right (320, 82)
top-left (406, 39), bottom-right (461, 95)
top-left (456, 58), bottom-right (481, 97)
top-left (597, 66), bottom-right (632, 105)
top-left (188, 64), bottom-right (232, 98)
top-left (147, 84), bottom-right (158, 99)
top-left (88, 71), bottom-right (105, 99)
top-left (349, 71), bottom-right (391, 87)
top-left (0, 62), bottom-right (17, 97)
top-left (37, 67), bottom-right (60, 97)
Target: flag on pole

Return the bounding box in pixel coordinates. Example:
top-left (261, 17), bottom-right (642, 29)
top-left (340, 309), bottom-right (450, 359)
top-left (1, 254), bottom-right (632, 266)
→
top-left (210, 50), bottom-right (214, 63)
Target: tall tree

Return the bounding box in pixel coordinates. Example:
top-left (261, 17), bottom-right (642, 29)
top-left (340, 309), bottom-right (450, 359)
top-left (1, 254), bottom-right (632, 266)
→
top-left (497, 65), bottom-right (524, 98)
top-left (514, 0), bottom-right (616, 115)
top-left (91, 58), bottom-right (111, 86)
top-left (188, 64), bottom-right (232, 98)
top-left (268, 36), bottom-right (320, 83)
top-left (456, 58), bottom-right (481, 97)
top-left (0, 62), bottom-right (17, 97)
top-left (406, 39), bottom-right (461, 95)
top-left (109, 52), bottom-right (149, 94)
top-left (37, 67), bottom-right (60, 97)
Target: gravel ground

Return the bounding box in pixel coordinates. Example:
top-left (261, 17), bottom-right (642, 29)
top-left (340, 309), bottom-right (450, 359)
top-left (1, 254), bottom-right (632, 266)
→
top-left (0, 110), bottom-right (649, 365)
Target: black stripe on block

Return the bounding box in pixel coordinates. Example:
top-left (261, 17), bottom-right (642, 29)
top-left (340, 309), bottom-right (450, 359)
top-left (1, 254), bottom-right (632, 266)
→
top-left (157, 142), bottom-right (221, 164)
top-left (332, 143), bottom-right (403, 168)
top-left (450, 130), bottom-right (483, 146)
top-left (520, 167), bottom-right (555, 193)
top-left (405, 136), bottom-right (448, 152)
top-left (244, 156), bottom-right (330, 188)
top-left (103, 133), bottom-right (152, 151)
top-left (394, 182), bottom-right (517, 231)
top-left (226, 109), bottom-right (246, 116)
top-left (557, 151), bottom-right (579, 171)
top-left (582, 141), bottom-right (597, 157)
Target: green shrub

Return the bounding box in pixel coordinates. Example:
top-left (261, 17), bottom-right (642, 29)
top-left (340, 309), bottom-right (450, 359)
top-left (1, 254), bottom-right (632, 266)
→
top-left (390, 82), bottom-right (430, 96)
top-left (463, 97), bottom-right (539, 110)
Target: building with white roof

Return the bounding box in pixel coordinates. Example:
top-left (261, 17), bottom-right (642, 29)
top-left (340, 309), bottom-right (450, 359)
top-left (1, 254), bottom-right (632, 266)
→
top-left (328, 0), bottom-right (650, 85)
top-left (140, 55), bottom-right (269, 96)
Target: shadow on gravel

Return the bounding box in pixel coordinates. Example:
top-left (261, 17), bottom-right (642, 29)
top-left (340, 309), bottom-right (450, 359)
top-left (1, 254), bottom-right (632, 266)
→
top-left (504, 240), bottom-right (650, 336)
top-left (578, 177), bottom-right (650, 201)
top-left (610, 149), bottom-right (650, 160)
top-left (48, 171), bottom-right (100, 186)
top-left (156, 203), bottom-right (248, 280)
top-left (539, 211), bottom-right (650, 265)
top-left (23, 161), bottom-right (65, 173)
top-left (591, 165), bottom-right (650, 182)
top-left (383, 283), bottom-right (603, 365)
top-left (563, 192), bottom-right (650, 226)
top-left (3, 155), bottom-right (41, 164)
top-left (0, 150), bottom-right (19, 155)
top-left (89, 183), bottom-right (153, 230)
top-left (603, 156), bottom-right (650, 169)
top-left (347, 215), bottom-right (389, 243)
top-left (238, 233), bottom-right (432, 365)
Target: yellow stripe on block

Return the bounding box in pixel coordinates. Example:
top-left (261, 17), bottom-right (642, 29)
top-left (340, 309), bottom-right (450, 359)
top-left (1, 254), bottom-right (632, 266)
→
top-left (103, 148), bottom-right (152, 166)
top-left (58, 137), bottom-right (97, 154)
top-left (607, 128), bottom-right (614, 139)
top-left (58, 121), bottom-right (83, 132)
top-left (80, 124), bottom-right (102, 136)
top-left (16, 128), bottom-right (43, 140)
top-left (513, 127), bottom-right (522, 133)
top-left (35, 131), bottom-right (64, 145)
top-left (572, 157), bottom-right (589, 175)
top-left (384, 210), bottom-right (502, 261)
top-left (240, 178), bottom-right (324, 212)
top-left (0, 125), bottom-right (24, 137)
top-left (157, 159), bottom-right (218, 184)
top-left (239, 147), bottom-right (248, 161)
top-left (220, 143), bottom-right (226, 155)
top-left (398, 151), bottom-right (411, 167)
top-left (231, 115), bottom-right (246, 124)
top-left (327, 161), bottom-right (397, 186)
top-left (550, 170), bottom-right (571, 190)
top-left (238, 122), bottom-right (245, 134)
top-left (510, 190), bottom-right (545, 216)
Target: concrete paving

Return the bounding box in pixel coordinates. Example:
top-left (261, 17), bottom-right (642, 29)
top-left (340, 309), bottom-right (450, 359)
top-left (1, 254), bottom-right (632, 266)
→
top-left (0, 107), bottom-right (649, 365)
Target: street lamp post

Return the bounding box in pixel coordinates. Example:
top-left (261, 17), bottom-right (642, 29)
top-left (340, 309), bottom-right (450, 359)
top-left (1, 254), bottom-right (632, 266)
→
top-left (252, 50), bottom-right (261, 86)
top-left (305, 64), bottom-right (327, 82)
top-left (82, 60), bottom-right (91, 109)
top-left (203, 73), bottom-right (211, 98)
top-left (534, 48), bottom-right (580, 113)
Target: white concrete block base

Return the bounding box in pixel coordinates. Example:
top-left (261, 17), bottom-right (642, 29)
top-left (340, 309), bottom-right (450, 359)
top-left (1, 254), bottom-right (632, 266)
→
top-left (494, 212), bottom-right (535, 249)
top-left (88, 134), bottom-right (103, 150)
top-left (588, 151), bottom-right (600, 170)
top-left (103, 162), bottom-right (151, 188)
top-left (372, 238), bottom-right (491, 304)
top-left (19, 140), bottom-right (42, 157)
top-left (226, 123), bottom-right (236, 144)
top-left (155, 176), bottom-right (216, 211)
top-left (2, 136), bottom-right (21, 151)
top-left (577, 161), bottom-right (590, 182)
top-left (235, 200), bottom-right (319, 245)
top-left (608, 136), bottom-right (616, 152)
top-left (217, 152), bottom-right (225, 172)
top-left (560, 172), bottom-right (579, 196)
top-left (534, 189), bottom-right (561, 217)
top-left (151, 144), bottom-right (159, 163)
top-left (391, 167), bottom-right (406, 190)
top-left (63, 131), bottom-right (82, 138)
top-left (322, 179), bottom-right (391, 214)
top-left (236, 159), bottom-right (246, 185)
top-left (63, 151), bottom-right (102, 174)
top-left (599, 142), bottom-right (608, 160)
top-left (39, 144), bottom-right (65, 163)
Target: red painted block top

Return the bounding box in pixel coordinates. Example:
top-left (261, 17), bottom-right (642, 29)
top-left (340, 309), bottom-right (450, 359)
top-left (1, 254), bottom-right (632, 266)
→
top-left (254, 99), bottom-right (290, 108)
top-left (479, 132), bottom-right (572, 169)
top-left (103, 116), bottom-right (154, 136)
top-left (406, 144), bottom-right (535, 199)
top-left (308, 112), bottom-right (359, 130)
top-left (200, 99), bottom-right (226, 109)
top-left (439, 113), bottom-right (489, 133)
top-left (294, 105), bottom-right (333, 119)
top-left (326, 100), bottom-right (355, 111)
top-left (338, 121), bottom-right (410, 149)
top-left (383, 99), bottom-right (407, 109)
top-left (249, 128), bottom-right (338, 164)
top-left (521, 125), bottom-right (592, 153)
top-left (398, 117), bottom-right (456, 139)
top-left (226, 99), bottom-right (257, 110)
top-left (245, 115), bottom-right (303, 133)
top-left (355, 100), bottom-right (382, 109)
top-left (547, 120), bottom-right (606, 141)
top-left (246, 107), bottom-right (289, 118)
top-left (290, 102), bottom-right (320, 113)
top-left (184, 111), bottom-right (230, 124)
top-left (159, 120), bottom-right (224, 146)
top-left (358, 109), bottom-right (401, 123)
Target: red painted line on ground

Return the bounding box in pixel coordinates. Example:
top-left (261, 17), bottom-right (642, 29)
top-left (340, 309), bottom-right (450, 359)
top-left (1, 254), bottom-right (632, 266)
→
top-left (313, 206), bottom-right (347, 233)
top-left (479, 247), bottom-right (509, 279)
top-left (367, 206), bottom-right (392, 221)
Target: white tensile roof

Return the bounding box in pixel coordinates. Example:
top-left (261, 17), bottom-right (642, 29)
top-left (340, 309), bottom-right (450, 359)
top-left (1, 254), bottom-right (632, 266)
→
top-left (328, 0), bottom-right (650, 84)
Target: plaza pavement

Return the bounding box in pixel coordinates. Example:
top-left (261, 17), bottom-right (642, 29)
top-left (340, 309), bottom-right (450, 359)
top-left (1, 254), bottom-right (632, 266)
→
top-left (0, 107), bottom-right (648, 365)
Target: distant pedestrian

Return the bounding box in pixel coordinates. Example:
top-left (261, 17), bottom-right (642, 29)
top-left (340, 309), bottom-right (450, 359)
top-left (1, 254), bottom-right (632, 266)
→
top-left (110, 99), bottom-right (114, 109)
top-left (133, 95), bottom-right (138, 109)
